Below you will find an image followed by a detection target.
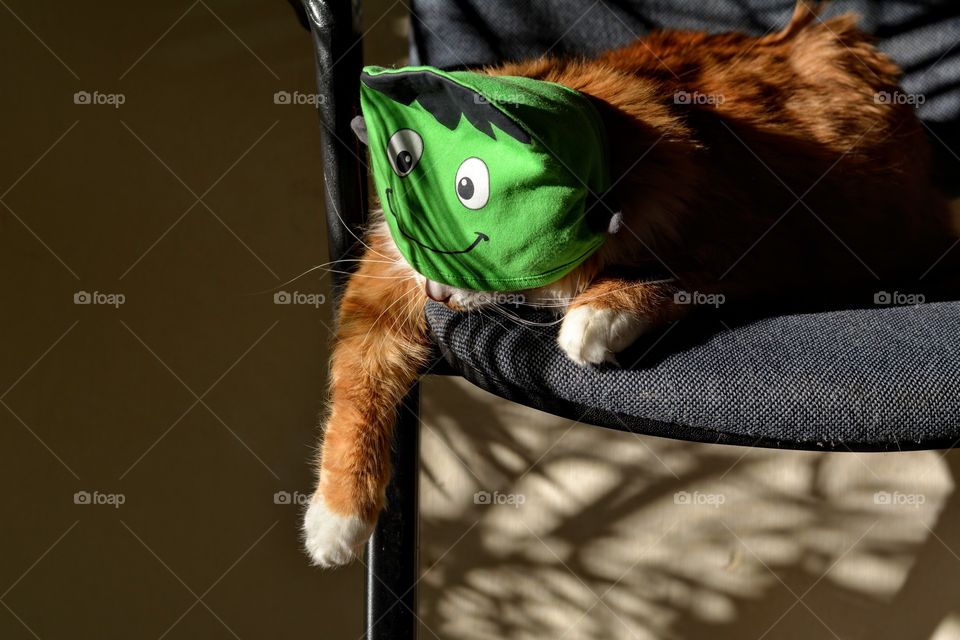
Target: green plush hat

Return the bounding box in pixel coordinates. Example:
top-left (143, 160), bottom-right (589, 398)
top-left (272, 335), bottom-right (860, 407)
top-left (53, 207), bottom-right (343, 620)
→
top-left (357, 64), bottom-right (612, 291)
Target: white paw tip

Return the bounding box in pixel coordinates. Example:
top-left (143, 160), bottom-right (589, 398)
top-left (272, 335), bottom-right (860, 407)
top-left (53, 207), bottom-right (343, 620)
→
top-left (558, 306), bottom-right (647, 366)
top-left (302, 498), bottom-right (372, 568)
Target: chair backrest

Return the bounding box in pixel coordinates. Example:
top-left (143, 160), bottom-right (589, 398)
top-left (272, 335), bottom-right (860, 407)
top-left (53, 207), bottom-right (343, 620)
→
top-left (409, 0), bottom-right (960, 192)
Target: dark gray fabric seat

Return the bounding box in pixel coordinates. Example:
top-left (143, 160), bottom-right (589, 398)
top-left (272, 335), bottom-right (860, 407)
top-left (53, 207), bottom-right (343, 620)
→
top-left (411, 0), bottom-right (960, 450)
top-left (427, 300), bottom-right (960, 451)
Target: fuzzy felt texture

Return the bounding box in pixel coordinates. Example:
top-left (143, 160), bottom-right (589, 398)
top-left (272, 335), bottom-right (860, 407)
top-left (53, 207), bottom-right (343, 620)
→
top-left (359, 65), bottom-right (611, 291)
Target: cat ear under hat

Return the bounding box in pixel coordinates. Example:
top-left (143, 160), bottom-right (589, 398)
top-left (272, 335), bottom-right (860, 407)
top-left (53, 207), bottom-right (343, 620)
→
top-left (585, 191), bottom-right (624, 235)
top-left (607, 210), bottom-right (624, 235)
top-left (350, 115), bottom-right (368, 145)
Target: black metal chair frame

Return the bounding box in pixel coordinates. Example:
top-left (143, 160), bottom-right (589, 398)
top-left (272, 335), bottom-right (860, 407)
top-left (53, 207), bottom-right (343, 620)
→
top-left (303, 1), bottom-right (420, 637)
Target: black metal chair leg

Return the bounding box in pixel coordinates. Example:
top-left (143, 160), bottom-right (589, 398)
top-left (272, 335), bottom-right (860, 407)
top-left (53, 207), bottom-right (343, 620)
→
top-left (366, 385), bottom-right (420, 640)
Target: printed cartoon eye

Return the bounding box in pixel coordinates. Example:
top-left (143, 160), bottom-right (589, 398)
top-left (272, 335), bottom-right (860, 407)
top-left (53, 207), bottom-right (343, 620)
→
top-left (454, 157), bottom-right (489, 209)
top-left (387, 129), bottom-right (423, 177)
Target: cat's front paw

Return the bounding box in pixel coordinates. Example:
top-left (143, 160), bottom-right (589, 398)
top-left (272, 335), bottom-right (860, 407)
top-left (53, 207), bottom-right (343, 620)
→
top-left (558, 306), bottom-right (648, 366)
top-left (302, 494), bottom-right (374, 568)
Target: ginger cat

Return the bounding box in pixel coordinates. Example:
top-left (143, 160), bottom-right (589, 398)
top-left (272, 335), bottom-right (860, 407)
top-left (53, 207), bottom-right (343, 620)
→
top-left (303, 2), bottom-right (956, 566)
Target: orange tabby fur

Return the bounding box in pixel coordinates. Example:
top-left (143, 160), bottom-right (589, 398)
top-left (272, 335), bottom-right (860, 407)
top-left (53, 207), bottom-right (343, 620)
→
top-left (305, 2), bottom-right (956, 565)
top-left (317, 226), bottom-right (429, 523)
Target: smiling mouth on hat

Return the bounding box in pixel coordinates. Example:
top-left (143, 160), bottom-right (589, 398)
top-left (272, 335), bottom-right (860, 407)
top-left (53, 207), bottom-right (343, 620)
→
top-left (385, 187), bottom-right (489, 255)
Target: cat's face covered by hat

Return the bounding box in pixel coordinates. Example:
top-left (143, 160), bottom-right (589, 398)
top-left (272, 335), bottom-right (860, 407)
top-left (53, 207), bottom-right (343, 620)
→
top-left (358, 65), bottom-right (611, 292)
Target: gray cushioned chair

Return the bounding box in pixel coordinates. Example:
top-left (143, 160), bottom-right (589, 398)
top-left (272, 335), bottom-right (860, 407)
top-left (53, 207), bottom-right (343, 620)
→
top-left (299, 1), bottom-right (960, 637)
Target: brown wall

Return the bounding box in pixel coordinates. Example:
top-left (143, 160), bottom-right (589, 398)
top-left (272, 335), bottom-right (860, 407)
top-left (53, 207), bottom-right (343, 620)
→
top-left (0, 1), bottom-right (374, 637)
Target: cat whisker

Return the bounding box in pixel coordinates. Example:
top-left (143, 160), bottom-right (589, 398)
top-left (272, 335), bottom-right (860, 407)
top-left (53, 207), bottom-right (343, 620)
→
top-left (487, 303), bottom-right (565, 328)
top-left (243, 259), bottom-right (402, 296)
top-left (389, 287), bottom-right (424, 335)
top-left (324, 270), bottom-right (414, 280)
top-left (520, 277), bottom-right (677, 308)
top-left (330, 201), bottom-right (394, 262)
top-left (362, 282), bottom-right (419, 347)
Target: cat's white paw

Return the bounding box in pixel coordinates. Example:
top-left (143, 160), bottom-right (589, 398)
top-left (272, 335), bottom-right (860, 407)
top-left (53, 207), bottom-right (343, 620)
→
top-left (302, 496), bottom-right (373, 568)
top-left (558, 306), bottom-right (647, 366)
